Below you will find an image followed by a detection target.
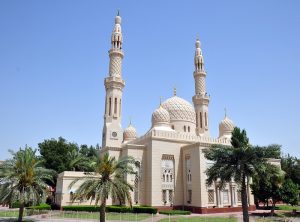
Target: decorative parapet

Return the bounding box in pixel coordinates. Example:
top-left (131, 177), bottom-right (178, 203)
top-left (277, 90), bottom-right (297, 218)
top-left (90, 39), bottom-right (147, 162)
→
top-left (133, 129), bottom-right (230, 146)
top-left (99, 146), bottom-right (122, 153)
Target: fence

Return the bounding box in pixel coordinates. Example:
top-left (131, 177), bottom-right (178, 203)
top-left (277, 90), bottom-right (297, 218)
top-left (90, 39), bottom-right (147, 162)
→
top-left (0, 209), bottom-right (157, 221)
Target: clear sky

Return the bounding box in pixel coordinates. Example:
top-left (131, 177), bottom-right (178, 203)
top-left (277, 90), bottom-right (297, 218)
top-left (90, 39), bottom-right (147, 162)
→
top-left (0, 1), bottom-right (299, 159)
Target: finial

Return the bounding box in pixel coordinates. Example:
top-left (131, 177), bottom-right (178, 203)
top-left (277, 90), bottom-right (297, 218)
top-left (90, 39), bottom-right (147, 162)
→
top-left (224, 108), bottom-right (227, 118)
top-left (117, 9), bottom-right (120, 16)
top-left (195, 37), bottom-right (201, 48)
top-left (129, 116), bottom-right (132, 126)
top-left (173, 87), bottom-right (177, 96)
top-left (159, 97), bottom-right (162, 107)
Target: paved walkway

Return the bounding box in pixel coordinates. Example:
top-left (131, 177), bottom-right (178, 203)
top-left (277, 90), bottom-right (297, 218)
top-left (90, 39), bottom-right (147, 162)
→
top-left (1, 210), bottom-right (300, 222)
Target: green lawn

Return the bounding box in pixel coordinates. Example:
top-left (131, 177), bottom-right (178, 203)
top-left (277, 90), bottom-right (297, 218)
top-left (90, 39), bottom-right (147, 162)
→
top-left (158, 216), bottom-right (237, 222)
top-left (0, 210), bottom-right (19, 217)
top-left (276, 205), bottom-right (300, 211)
top-left (0, 210), bottom-right (152, 221)
top-left (56, 211), bottom-right (151, 221)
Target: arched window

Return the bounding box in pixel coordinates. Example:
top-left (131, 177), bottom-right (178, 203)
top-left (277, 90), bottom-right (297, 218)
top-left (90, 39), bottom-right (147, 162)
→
top-left (188, 126), bottom-right (190, 132)
top-left (200, 112), bottom-right (203, 128)
top-left (205, 112), bottom-right (208, 127)
top-left (114, 98), bottom-right (117, 114)
top-left (109, 98), bottom-right (112, 116)
top-left (184, 126), bottom-right (186, 132)
top-left (172, 125), bottom-right (174, 130)
top-left (70, 192), bottom-right (74, 201)
top-left (163, 174), bottom-right (165, 182)
top-left (196, 113), bottom-right (198, 127)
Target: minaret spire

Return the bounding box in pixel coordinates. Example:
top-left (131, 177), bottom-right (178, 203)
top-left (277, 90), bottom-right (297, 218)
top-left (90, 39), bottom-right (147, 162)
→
top-left (102, 13), bottom-right (126, 148)
top-left (192, 38), bottom-right (210, 136)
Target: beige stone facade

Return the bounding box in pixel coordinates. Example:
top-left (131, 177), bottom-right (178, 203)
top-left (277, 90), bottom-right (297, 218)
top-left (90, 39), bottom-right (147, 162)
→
top-left (55, 13), bottom-right (259, 213)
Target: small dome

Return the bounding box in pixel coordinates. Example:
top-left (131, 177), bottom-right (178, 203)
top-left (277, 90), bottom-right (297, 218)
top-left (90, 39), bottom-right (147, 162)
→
top-left (152, 106), bottom-right (170, 126)
top-left (161, 96), bottom-right (196, 124)
top-left (123, 124), bottom-right (137, 142)
top-left (219, 116), bottom-right (235, 138)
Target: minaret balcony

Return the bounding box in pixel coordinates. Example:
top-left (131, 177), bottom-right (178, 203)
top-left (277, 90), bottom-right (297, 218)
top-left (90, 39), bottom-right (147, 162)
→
top-left (193, 71), bottom-right (206, 77)
top-left (109, 49), bottom-right (124, 57)
top-left (104, 77), bottom-right (125, 89)
top-left (192, 94), bottom-right (210, 105)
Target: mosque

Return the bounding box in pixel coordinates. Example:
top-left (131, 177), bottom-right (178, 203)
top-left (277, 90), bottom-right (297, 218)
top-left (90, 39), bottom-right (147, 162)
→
top-left (55, 13), bottom-right (256, 213)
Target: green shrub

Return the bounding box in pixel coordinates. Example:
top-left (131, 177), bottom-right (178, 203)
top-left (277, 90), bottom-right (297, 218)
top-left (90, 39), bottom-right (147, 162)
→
top-left (11, 202), bottom-right (21, 208)
top-left (62, 205), bottom-right (100, 212)
top-left (159, 210), bottom-right (191, 215)
top-left (27, 203), bottom-right (51, 210)
top-left (61, 205), bottom-right (157, 214)
top-left (106, 205), bottom-right (132, 213)
top-left (133, 206), bottom-right (158, 214)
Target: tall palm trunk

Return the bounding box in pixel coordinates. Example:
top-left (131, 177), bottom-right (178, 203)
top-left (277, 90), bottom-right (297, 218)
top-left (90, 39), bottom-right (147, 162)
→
top-left (241, 173), bottom-right (249, 222)
top-left (18, 203), bottom-right (25, 222)
top-left (100, 200), bottom-right (106, 222)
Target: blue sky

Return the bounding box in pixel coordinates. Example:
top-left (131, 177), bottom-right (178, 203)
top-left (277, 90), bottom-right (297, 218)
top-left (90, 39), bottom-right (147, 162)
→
top-left (0, 1), bottom-right (299, 159)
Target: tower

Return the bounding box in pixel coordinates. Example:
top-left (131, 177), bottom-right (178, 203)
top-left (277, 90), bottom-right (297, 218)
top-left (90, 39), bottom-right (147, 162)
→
top-left (192, 39), bottom-right (210, 136)
top-left (102, 12), bottom-right (125, 148)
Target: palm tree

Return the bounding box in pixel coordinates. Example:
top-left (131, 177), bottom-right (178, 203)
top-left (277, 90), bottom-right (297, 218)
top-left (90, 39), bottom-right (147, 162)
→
top-left (69, 153), bottom-right (136, 222)
top-left (0, 147), bottom-right (54, 222)
top-left (204, 127), bottom-right (270, 222)
top-left (67, 149), bottom-right (92, 171)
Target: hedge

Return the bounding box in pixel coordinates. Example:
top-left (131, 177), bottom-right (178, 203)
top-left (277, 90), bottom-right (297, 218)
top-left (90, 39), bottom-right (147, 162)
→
top-left (62, 206), bottom-right (99, 212)
top-left (106, 205), bottom-right (132, 213)
top-left (132, 206), bottom-right (157, 214)
top-left (159, 210), bottom-right (191, 215)
top-left (27, 203), bottom-right (51, 210)
top-left (62, 205), bottom-right (157, 214)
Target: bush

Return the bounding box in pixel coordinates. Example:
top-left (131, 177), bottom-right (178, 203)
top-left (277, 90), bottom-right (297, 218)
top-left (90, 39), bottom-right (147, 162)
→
top-left (50, 202), bottom-right (61, 210)
top-left (61, 205), bottom-right (157, 214)
top-left (11, 202), bottom-right (21, 208)
top-left (106, 205), bottom-right (132, 213)
top-left (27, 203), bottom-right (51, 210)
top-left (62, 205), bottom-right (100, 212)
top-left (133, 206), bottom-right (158, 214)
top-left (159, 210), bottom-right (191, 215)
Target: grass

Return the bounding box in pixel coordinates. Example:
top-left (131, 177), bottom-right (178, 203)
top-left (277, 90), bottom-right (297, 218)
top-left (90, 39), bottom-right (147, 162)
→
top-left (159, 210), bottom-right (191, 215)
top-left (56, 211), bottom-right (152, 221)
top-left (0, 210), bottom-right (152, 221)
top-left (158, 216), bottom-right (237, 222)
top-left (276, 205), bottom-right (300, 211)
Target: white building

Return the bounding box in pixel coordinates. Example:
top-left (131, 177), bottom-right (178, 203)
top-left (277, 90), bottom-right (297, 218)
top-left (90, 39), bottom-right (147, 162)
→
top-left (56, 13), bottom-right (256, 213)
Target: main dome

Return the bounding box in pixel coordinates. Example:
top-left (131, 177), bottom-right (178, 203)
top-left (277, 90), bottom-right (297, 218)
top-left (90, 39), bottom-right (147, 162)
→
top-left (161, 96), bottom-right (196, 124)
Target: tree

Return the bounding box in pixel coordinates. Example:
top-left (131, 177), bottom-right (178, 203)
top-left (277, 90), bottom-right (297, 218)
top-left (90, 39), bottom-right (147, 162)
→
top-left (0, 147), bottom-right (54, 222)
top-left (204, 127), bottom-right (277, 222)
top-left (79, 144), bottom-right (100, 160)
top-left (281, 154), bottom-right (300, 186)
top-left (69, 153), bottom-right (136, 222)
top-left (281, 179), bottom-right (299, 206)
top-left (38, 137), bottom-right (78, 175)
top-left (66, 148), bottom-right (91, 172)
top-left (39, 138), bottom-right (100, 176)
top-left (251, 163), bottom-right (285, 215)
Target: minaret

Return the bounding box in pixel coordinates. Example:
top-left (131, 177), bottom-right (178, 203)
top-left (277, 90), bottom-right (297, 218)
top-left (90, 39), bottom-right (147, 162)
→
top-left (192, 38), bottom-right (210, 136)
top-left (102, 12), bottom-right (125, 148)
